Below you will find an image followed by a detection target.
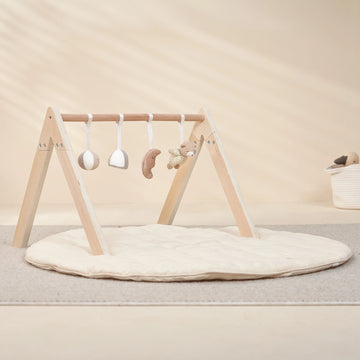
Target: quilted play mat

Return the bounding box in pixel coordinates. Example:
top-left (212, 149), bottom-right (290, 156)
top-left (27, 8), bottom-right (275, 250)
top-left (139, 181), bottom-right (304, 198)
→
top-left (25, 224), bottom-right (352, 282)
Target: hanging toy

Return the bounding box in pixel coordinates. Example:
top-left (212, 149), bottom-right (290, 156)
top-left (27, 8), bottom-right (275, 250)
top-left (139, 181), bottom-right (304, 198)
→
top-left (167, 114), bottom-right (196, 170)
top-left (142, 113), bottom-right (161, 179)
top-left (78, 114), bottom-right (100, 170)
top-left (108, 113), bottom-right (128, 169)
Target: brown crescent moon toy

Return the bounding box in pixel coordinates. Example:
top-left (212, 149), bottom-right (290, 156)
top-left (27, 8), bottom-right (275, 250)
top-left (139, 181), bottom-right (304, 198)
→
top-left (142, 113), bottom-right (161, 179)
top-left (142, 148), bottom-right (161, 179)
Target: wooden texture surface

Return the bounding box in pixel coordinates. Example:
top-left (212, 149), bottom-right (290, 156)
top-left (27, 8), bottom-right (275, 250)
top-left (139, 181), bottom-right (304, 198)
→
top-left (12, 109), bottom-right (54, 248)
top-left (159, 108), bottom-right (254, 237)
top-left (13, 108), bottom-right (108, 255)
top-left (158, 131), bottom-right (203, 225)
top-left (52, 108), bottom-right (108, 255)
top-left (61, 114), bottom-right (205, 122)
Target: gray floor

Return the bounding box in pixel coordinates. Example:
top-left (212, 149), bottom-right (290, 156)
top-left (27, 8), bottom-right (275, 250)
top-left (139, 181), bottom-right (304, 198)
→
top-left (1, 224), bottom-right (358, 305)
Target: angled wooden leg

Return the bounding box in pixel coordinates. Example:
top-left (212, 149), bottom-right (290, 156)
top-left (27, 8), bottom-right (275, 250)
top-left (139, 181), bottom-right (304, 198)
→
top-left (12, 112), bottom-right (54, 248)
top-left (158, 131), bottom-right (204, 225)
top-left (51, 108), bottom-right (108, 255)
top-left (202, 109), bottom-right (254, 237)
top-left (205, 133), bottom-right (254, 237)
top-left (158, 108), bottom-right (254, 237)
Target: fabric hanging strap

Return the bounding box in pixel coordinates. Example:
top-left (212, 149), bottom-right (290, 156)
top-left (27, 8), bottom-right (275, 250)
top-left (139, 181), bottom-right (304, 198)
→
top-left (85, 114), bottom-right (93, 151)
top-left (147, 113), bottom-right (153, 149)
top-left (178, 114), bottom-right (185, 143)
top-left (117, 113), bottom-right (124, 150)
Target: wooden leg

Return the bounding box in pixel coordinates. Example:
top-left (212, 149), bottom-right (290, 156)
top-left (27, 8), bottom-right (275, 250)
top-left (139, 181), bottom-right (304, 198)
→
top-left (158, 108), bottom-right (254, 237)
top-left (158, 133), bottom-right (204, 225)
top-left (12, 122), bottom-right (53, 248)
top-left (56, 150), bottom-right (108, 255)
top-left (51, 107), bottom-right (108, 255)
top-left (14, 107), bottom-right (108, 255)
top-left (206, 132), bottom-right (254, 237)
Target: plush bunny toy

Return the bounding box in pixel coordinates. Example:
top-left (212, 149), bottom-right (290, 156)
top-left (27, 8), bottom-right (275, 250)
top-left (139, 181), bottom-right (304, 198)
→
top-left (167, 141), bottom-right (196, 170)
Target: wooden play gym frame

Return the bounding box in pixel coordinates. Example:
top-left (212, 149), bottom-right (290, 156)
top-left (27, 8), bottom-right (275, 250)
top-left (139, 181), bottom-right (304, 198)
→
top-left (12, 107), bottom-right (255, 255)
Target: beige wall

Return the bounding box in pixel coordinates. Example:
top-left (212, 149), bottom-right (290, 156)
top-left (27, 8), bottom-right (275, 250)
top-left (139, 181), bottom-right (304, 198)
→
top-left (1, 0), bottom-right (359, 207)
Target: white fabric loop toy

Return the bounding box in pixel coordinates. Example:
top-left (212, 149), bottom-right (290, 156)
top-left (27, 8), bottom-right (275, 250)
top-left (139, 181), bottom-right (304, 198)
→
top-left (147, 113), bottom-right (154, 149)
top-left (78, 114), bottom-right (100, 170)
top-left (108, 113), bottom-right (129, 169)
top-left (141, 113), bottom-right (161, 179)
top-left (178, 113), bottom-right (185, 143)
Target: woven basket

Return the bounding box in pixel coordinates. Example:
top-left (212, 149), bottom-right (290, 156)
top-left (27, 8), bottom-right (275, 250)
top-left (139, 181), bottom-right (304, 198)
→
top-left (325, 164), bottom-right (360, 209)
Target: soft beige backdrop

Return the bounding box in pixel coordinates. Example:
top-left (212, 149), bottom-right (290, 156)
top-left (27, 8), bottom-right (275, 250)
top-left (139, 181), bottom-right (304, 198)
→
top-left (1, 0), bottom-right (359, 210)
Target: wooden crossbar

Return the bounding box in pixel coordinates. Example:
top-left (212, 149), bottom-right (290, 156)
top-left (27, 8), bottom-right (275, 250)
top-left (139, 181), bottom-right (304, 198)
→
top-left (61, 114), bottom-right (205, 122)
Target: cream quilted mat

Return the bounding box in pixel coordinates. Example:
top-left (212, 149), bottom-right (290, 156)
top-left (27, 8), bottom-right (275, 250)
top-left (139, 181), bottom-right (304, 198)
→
top-left (25, 225), bottom-right (352, 281)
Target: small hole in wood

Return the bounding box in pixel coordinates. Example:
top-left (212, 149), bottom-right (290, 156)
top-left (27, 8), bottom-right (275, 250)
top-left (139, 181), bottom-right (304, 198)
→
top-left (49, 116), bottom-right (52, 119)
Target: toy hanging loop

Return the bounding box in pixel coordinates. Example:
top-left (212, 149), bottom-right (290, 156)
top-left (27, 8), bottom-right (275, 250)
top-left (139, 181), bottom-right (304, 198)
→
top-left (85, 114), bottom-right (93, 151)
top-left (147, 113), bottom-right (153, 149)
top-left (117, 113), bottom-right (124, 150)
top-left (178, 114), bottom-right (185, 143)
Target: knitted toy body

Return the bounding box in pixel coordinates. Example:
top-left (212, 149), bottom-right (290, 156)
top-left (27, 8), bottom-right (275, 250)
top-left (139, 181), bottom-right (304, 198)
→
top-left (167, 148), bottom-right (187, 169)
top-left (167, 141), bottom-right (196, 170)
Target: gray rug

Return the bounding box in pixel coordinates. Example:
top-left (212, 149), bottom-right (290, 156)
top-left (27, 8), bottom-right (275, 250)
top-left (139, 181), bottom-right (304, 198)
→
top-left (0, 224), bottom-right (358, 305)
